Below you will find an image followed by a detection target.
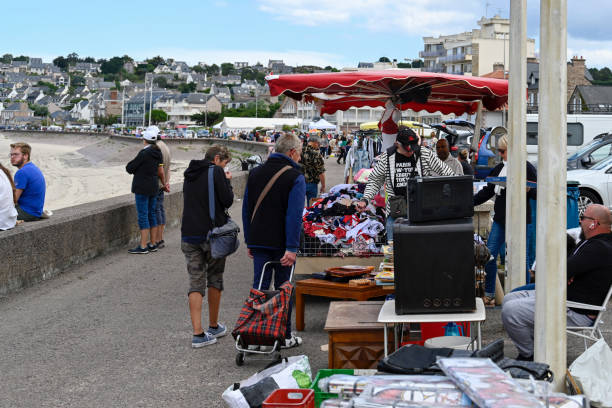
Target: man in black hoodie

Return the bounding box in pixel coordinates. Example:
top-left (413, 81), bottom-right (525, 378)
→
top-left (181, 145), bottom-right (234, 348)
top-left (502, 204), bottom-right (612, 360)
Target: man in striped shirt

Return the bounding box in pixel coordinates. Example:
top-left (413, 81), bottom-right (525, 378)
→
top-left (356, 128), bottom-right (455, 240)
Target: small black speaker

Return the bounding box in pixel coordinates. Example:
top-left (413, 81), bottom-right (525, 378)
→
top-left (407, 175), bottom-right (473, 222)
top-left (393, 217), bottom-right (475, 314)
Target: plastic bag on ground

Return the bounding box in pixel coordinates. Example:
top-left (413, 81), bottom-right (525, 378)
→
top-left (569, 338), bottom-right (612, 407)
top-left (222, 355), bottom-right (312, 408)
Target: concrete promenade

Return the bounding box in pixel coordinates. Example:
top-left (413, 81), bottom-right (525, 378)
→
top-left (1, 154), bottom-right (610, 407)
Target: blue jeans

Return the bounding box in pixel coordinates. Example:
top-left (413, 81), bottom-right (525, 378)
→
top-left (386, 215), bottom-right (396, 242)
top-left (511, 283), bottom-right (535, 292)
top-left (155, 190), bottom-right (166, 226)
top-left (305, 183), bottom-right (318, 205)
top-left (485, 221), bottom-right (531, 297)
top-left (484, 221), bottom-right (505, 297)
top-left (251, 248), bottom-right (294, 339)
top-left (134, 194), bottom-right (158, 230)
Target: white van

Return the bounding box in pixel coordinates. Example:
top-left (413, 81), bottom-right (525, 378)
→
top-left (525, 114), bottom-right (612, 161)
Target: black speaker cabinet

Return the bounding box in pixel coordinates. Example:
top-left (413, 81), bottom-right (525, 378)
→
top-left (407, 175), bottom-right (473, 222)
top-left (393, 217), bottom-right (475, 314)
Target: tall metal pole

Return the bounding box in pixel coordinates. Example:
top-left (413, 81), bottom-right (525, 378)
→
top-left (205, 95), bottom-right (208, 127)
top-left (506, 0), bottom-right (527, 290)
top-left (121, 88), bottom-right (125, 126)
top-left (142, 74), bottom-right (146, 128)
top-left (535, 0), bottom-right (567, 391)
top-left (148, 76), bottom-right (153, 126)
top-left (255, 90), bottom-right (258, 118)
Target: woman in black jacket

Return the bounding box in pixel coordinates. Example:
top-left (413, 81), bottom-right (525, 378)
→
top-left (126, 128), bottom-right (167, 254)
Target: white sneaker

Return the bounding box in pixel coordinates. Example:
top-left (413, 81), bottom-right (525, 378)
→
top-left (281, 335), bottom-right (303, 349)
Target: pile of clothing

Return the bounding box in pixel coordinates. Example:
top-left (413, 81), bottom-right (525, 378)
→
top-left (301, 184), bottom-right (386, 256)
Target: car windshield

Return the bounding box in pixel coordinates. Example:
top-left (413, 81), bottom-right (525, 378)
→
top-left (567, 140), bottom-right (603, 160)
top-left (590, 155), bottom-right (612, 170)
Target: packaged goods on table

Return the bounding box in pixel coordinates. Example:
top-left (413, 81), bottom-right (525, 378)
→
top-left (302, 184), bottom-right (386, 256)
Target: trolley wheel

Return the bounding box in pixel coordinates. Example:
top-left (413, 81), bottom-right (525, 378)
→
top-left (236, 353), bottom-right (245, 366)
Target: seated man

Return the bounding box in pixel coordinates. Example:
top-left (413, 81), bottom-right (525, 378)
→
top-left (10, 142), bottom-right (46, 221)
top-left (502, 204), bottom-right (612, 360)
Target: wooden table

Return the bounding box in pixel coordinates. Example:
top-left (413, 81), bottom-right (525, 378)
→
top-left (324, 301), bottom-right (393, 369)
top-left (295, 278), bottom-right (389, 331)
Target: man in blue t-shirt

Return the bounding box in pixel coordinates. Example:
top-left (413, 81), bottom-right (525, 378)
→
top-left (10, 142), bottom-right (46, 221)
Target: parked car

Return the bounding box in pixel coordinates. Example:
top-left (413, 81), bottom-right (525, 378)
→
top-left (567, 155), bottom-right (612, 213)
top-left (567, 133), bottom-right (612, 170)
top-left (197, 129), bottom-right (210, 138)
top-left (431, 119), bottom-right (475, 157)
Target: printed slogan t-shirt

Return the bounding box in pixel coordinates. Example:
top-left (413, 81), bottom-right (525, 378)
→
top-left (393, 153), bottom-right (418, 196)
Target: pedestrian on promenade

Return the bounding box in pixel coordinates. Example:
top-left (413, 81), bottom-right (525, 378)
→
top-left (301, 136), bottom-right (326, 204)
top-left (125, 129), bottom-right (168, 254)
top-left (344, 136), bottom-right (370, 183)
top-left (181, 145), bottom-right (234, 348)
top-left (10, 142), bottom-right (46, 222)
top-left (242, 134), bottom-right (305, 349)
top-left (458, 149), bottom-right (473, 176)
top-left (319, 133), bottom-right (329, 158)
top-left (473, 135), bottom-right (537, 307)
top-left (0, 163), bottom-right (17, 230)
top-left (435, 138), bottom-right (463, 175)
top-left (336, 136), bottom-right (347, 164)
top-left (151, 127), bottom-right (171, 249)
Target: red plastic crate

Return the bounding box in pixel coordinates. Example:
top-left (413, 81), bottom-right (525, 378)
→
top-left (263, 389), bottom-right (315, 408)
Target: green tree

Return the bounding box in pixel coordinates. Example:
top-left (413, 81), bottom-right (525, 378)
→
top-left (221, 62), bottom-right (235, 76)
top-left (149, 109), bottom-right (168, 124)
top-left (66, 52), bottom-right (79, 66)
top-left (28, 104), bottom-right (49, 117)
top-left (83, 56), bottom-right (96, 63)
top-left (207, 64), bottom-right (220, 76)
top-left (178, 82), bottom-right (197, 93)
top-left (53, 56), bottom-right (68, 71)
top-left (378, 57), bottom-right (391, 63)
top-left (411, 59), bottom-right (424, 68)
top-left (1, 54), bottom-right (12, 64)
top-left (192, 65), bottom-right (205, 74)
top-left (94, 115), bottom-right (119, 126)
top-left (13, 55), bottom-right (29, 62)
top-left (101, 57), bottom-right (125, 75)
top-left (191, 111), bottom-right (221, 126)
top-left (153, 76), bottom-right (168, 88)
top-left (37, 81), bottom-right (58, 95)
top-left (70, 75), bottom-right (86, 86)
top-left (146, 56), bottom-right (165, 67)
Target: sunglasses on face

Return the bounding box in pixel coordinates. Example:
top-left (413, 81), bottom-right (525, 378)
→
top-left (580, 215), bottom-right (597, 222)
top-left (498, 149), bottom-right (506, 154)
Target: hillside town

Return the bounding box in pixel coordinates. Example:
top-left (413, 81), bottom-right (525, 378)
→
top-left (1, 15), bottom-right (608, 135)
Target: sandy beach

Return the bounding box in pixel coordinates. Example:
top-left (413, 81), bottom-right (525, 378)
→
top-left (0, 133), bottom-right (240, 211)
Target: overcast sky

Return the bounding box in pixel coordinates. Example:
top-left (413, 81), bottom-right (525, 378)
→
top-left (2, 0), bottom-right (610, 69)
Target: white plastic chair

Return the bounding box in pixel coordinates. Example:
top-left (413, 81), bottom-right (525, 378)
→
top-left (566, 283), bottom-right (612, 350)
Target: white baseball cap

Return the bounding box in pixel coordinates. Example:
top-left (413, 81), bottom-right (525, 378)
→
top-left (142, 125), bottom-right (160, 141)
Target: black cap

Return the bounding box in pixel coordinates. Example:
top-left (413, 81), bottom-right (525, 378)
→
top-left (396, 127), bottom-right (419, 147)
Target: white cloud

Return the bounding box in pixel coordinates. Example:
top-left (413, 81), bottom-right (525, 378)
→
top-left (568, 37), bottom-right (612, 68)
top-left (257, 0), bottom-right (481, 35)
top-left (134, 47), bottom-right (351, 69)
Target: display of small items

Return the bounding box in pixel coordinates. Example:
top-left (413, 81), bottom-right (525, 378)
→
top-left (300, 184), bottom-right (387, 257)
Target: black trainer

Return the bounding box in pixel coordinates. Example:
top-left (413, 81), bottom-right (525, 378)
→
top-left (128, 246), bottom-right (149, 254)
top-left (147, 243), bottom-right (158, 252)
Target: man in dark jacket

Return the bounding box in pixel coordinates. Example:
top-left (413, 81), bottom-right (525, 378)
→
top-left (181, 145), bottom-right (234, 348)
top-left (502, 204), bottom-right (612, 360)
top-left (126, 128), bottom-right (167, 254)
top-left (473, 135), bottom-right (537, 305)
top-left (242, 134), bottom-right (306, 349)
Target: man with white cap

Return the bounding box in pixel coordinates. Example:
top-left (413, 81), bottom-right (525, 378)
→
top-left (125, 127), bottom-right (168, 254)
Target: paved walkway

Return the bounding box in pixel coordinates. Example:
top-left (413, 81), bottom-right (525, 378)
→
top-left (0, 154), bottom-right (609, 407)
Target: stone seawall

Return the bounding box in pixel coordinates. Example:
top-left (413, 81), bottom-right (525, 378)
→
top-left (0, 172), bottom-right (248, 296)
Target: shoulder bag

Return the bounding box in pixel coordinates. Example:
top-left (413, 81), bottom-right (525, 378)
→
top-left (207, 166), bottom-right (240, 259)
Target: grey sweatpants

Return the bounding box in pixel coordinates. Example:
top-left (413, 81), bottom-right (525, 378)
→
top-left (501, 290), bottom-right (594, 357)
